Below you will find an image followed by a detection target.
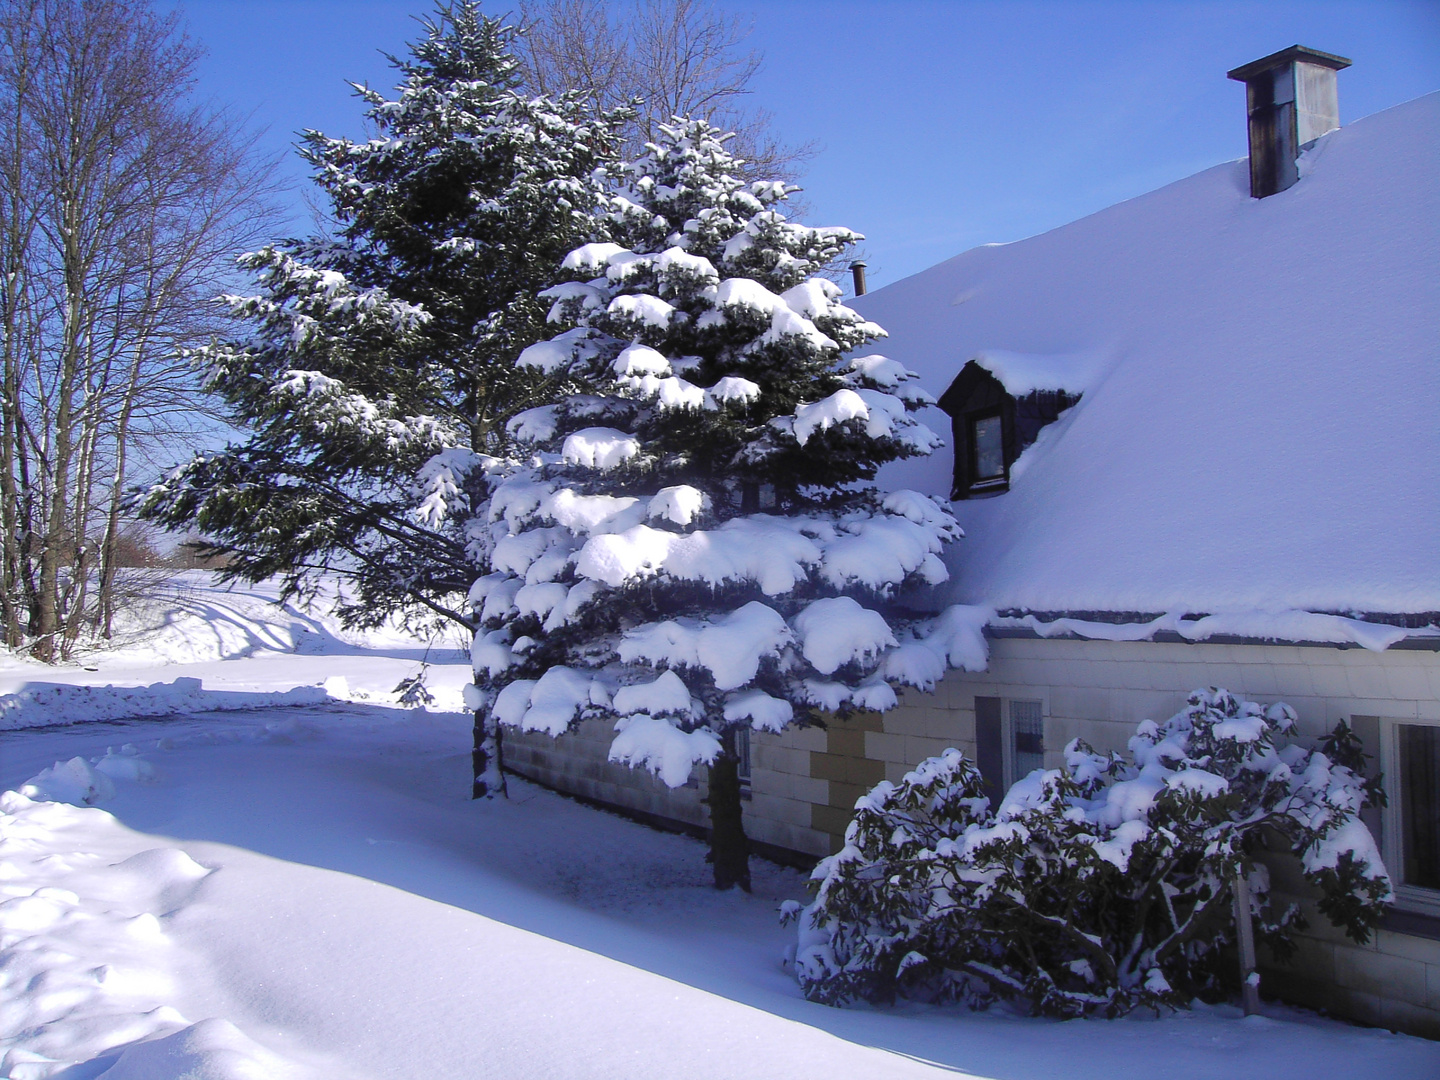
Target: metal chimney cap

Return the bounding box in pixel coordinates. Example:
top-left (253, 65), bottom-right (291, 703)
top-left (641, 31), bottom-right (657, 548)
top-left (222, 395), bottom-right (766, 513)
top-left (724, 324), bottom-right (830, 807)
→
top-left (1228, 45), bottom-right (1351, 83)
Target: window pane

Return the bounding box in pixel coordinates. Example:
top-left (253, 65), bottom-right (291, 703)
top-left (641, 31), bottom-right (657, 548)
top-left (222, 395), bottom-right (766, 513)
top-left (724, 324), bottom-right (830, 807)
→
top-left (972, 415), bottom-right (1004, 481)
top-left (1010, 699), bottom-right (1045, 781)
top-left (735, 726), bottom-right (752, 784)
top-left (1400, 724), bottom-right (1440, 889)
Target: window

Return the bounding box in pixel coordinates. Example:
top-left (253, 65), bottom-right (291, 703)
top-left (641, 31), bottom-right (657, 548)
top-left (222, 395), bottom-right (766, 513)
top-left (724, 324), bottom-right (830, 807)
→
top-left (969, 412), bottom-right (1006, 489)
top-left (1006, 699), bottom-right (1046, 787)
top-left (940, 361), bottom-right (1084, 500)
top-left (975, 696), bottom-right (1046, 799)
top-left (1384, 718), bottom-right (1440, 911)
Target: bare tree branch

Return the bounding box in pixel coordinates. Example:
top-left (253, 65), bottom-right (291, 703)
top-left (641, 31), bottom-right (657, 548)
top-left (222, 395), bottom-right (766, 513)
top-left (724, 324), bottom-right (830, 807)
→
top-left (514, 0), bottom-right (815, 182)
top-left (0, 0), bottom-right (282, 658)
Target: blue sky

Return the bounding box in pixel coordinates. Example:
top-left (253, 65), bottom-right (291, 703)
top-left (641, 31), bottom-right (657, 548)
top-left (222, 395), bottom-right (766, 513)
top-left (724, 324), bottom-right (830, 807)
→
top-left (173, 0), bottom-right (1440, 289)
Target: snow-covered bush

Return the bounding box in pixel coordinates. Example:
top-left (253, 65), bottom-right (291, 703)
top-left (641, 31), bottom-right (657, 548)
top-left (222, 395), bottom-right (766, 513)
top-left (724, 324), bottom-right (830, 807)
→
top-left (789, 689), bottom-right (1390, 1016)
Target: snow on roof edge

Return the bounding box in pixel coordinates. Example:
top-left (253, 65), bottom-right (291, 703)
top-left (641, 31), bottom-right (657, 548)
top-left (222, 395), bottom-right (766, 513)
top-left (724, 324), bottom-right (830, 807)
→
top-left (990, 610), bottom-right (1440, 653)
top-left (967, 349), bottom-right (1109, 396)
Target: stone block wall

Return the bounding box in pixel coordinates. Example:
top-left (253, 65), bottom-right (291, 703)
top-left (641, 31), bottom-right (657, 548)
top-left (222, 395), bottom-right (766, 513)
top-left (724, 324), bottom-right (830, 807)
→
top-left (506, 719), bottom-right (709, 832)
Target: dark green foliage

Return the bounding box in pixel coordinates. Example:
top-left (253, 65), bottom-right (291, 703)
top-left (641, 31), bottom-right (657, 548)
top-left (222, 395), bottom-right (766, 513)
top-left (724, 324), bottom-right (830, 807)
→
top-left (141, 2), bottom-right (625, 630)
top-left (792, 689), bottom-right (1392, 1017)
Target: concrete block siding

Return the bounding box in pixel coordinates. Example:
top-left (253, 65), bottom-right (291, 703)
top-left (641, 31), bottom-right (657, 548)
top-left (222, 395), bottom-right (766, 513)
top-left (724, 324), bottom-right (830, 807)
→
top-left (507, 719), bottom-right (834, 857)
top-left (501, 635), bottom-right (1440, 1037)
top-left (506, 719), bottom-right (709, 833)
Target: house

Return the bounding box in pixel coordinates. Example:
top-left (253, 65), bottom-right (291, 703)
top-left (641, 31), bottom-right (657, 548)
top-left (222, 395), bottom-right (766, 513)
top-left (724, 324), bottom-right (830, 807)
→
top-left (506, 49), bottom-right (1440, 1036)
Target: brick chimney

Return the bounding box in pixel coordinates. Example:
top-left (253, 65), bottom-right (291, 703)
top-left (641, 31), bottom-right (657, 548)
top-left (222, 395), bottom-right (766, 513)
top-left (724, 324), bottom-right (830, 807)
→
top-left (1228, 45), bottom-right (1351, 198)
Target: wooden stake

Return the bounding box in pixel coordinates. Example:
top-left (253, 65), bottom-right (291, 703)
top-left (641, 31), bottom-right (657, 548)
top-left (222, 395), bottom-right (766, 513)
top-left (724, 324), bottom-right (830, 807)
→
top-left (1234, 869), bottom-right (1261, 1016)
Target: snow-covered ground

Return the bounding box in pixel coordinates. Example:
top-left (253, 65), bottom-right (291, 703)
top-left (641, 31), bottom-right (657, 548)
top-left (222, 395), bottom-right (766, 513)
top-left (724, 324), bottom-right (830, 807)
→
top-left (2, 577), bottom-right (1437, 1078)
top-left (0, 572), bottom-right (475, 730)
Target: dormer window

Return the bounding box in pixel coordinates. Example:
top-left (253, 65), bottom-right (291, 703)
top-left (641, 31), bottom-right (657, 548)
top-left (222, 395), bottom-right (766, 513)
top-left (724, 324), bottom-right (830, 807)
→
top-left (969, 411), bottom-right (1006, 491)
top-left (938, 352), bottom-right (1097, 500)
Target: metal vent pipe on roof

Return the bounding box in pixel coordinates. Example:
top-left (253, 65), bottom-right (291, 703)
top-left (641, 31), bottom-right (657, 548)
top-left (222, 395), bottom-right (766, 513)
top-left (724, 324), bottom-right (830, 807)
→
top-left (850, 261), bottom-right (868, 296)
top-left (1228, 45), bottom-right (1351, 199)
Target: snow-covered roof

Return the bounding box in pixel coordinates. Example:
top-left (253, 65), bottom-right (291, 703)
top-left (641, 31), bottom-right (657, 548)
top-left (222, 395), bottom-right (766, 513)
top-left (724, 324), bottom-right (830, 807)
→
top-left (957, 349), bottom-right (1108, 397)
top-left (859, 92), bottom-right (1440, 618)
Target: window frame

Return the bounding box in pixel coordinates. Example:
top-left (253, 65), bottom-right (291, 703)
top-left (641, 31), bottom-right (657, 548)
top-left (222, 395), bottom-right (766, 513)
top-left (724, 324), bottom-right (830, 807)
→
top-left (967, 407), bottom-right (1008, 492)
top-left (1380, 715), bottom-right (1440, 918)
top-left (1002, 698), bottom-right (1046, 790)
top-left (978, 695), bottom-right (1049, 797)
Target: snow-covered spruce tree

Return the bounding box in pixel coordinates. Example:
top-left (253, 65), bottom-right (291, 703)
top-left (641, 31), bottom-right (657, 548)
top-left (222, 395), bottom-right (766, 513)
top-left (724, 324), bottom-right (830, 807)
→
top-left (470, 120), bottom-right (985, 889)
top-left (139, 4), bottom-right (624, 791)
top-left (789, 689), bottom-right (1390, 1016)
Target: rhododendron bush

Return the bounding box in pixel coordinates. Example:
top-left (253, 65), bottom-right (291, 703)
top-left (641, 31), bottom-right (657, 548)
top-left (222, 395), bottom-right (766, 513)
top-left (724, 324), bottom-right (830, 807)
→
top-left (788, 689), bottom-right (1390, 1017)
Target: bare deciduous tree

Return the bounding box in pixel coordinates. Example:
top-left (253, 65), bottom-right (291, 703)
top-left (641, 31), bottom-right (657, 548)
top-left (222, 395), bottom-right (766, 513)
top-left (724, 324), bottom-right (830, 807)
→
top-left (0, 0), bottom-right (279, 660)
top-left (516, 0), bottom-right (814, 181)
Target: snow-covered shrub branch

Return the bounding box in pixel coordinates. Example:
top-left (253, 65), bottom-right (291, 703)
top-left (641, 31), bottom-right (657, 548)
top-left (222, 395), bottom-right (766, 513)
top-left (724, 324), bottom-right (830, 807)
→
top-left (789, 689), bottom-right (1390, 1016)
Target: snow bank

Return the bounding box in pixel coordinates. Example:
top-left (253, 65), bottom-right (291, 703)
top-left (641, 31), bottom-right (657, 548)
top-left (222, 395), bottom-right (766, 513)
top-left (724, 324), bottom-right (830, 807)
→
top-left (2, 706), bottom-right (1435, 1079)
top-left (0, 719), bottom-right (979, 1080)
top-left (20, 755), bottom-right (117, 804)
top-left (0, 786), bottom-right (318, 1079)
top-left (87, 1018), bottom-right (311, 1080)
top-left (0, 679), bottom-right (330, 731)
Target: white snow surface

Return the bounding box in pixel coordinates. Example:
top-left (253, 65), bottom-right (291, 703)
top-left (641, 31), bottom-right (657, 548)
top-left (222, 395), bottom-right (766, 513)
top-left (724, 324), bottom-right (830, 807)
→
top-left (646, 485), bottom-right (710, 526)
top-left (993, 608), bottom-right (1439, 651)
top-left (707, 374), bottom-right (761, 405)
top-left (618, 602), bottom-right (792, 692)
top-left (612, 342), bottom-right (671, 377)
top-left (612, 669), bottom-right (696, 717)
top-left (791, 389), bottom-right (869, 445)
top-left (723, 689), bottom-right (794, 732)
top-left (0, 578), bottom-right (1435, 1079)
top-left (560, 427), bottom-right (641, 469)
top-left (0, 573), bottom-right (474, 731)
top-left (572, 507), bottom-right (952, 598)
top-left (960, 349), bottom-right (1109, 397)
top-left (793, 597), bottom-right (897, 675)
top-left (516, 327), bottom-right (593, 374)
top-left (609, 714), bottom-right (719, 787)
top-left (857, 93), bottom-right (1440, 616)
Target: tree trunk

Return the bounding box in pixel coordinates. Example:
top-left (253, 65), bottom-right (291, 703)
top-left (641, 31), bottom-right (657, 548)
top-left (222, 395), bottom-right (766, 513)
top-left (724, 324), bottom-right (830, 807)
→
top-left (0, 377), bottom-right (20, 648)
top-left (0, 1), bottom-right (280, 659)
top-left (707, 730), bottom-right (751, 891)
top-left (472, 707), bottom-right (507, 799)
top-left (96, 346), bottom-right (141, 639)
